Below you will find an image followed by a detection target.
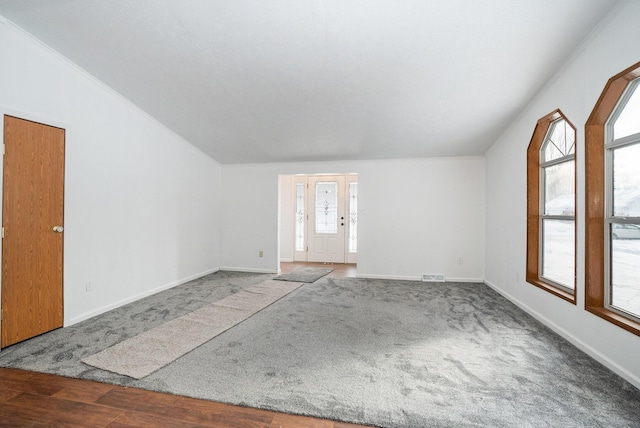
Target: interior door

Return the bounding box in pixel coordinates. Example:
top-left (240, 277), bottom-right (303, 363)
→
top-left (1, 115), bottom-right (65, 348)
top-left (307, 175), bottom-right (346, 263)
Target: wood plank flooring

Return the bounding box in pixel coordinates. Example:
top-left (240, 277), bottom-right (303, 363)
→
top-left (0, 368), bottom-right (370, 427)
top-left (0, 263), bottom-right (366, 427)
top-left (279, 262), bottom-right (356, 278)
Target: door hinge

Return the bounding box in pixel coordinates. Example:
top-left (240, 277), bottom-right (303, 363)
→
top-left (2, 144), bottom-right (4, 155)
top-left (1, 227), bottom-right (4, 239)
top-left (306, 246), bottom-right (308, 252)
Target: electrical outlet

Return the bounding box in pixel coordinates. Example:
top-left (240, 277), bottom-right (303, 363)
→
top-left (86, 282), bottom-right (93, 292)
top-left (259, 251), bottom-right (263, 257)
top-left (457, 256), bottom-right (463, 265)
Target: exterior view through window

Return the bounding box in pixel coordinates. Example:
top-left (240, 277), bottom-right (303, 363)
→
top-left (526, 110), bottom-right (576, 303)
top-left (540, 118), bottom-right (576, 290)
top-left (606, 78), bottom-right (640, 321)
top-left (586, 61), bottom-right (640, 336)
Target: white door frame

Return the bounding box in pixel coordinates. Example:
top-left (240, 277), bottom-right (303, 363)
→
top-left (288, 173), bottom-right (357, 264)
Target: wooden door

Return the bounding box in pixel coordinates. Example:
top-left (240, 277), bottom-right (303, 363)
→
top-left (1, 115), bottom-right (65, 347)
top-left (307, 175), bottom-right (346, 263)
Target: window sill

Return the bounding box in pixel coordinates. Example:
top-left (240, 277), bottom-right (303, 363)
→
top-left (526, 276), bottom-right (576, 304)
top-left (586, 306), bottom-right (640, 337)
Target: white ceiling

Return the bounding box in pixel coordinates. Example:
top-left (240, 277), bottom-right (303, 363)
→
top-left (0, 0), bottom-right (618, 164)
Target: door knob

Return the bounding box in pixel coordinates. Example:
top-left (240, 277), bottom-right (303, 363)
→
top-left (53, 226), bottom-right (64, 233)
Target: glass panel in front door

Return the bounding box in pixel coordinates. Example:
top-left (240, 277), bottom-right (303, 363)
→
top-left (315, 181), bottom-right (338, 234)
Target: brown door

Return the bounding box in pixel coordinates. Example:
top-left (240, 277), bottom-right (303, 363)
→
top-left (1, 115), bottom-right (65, 347)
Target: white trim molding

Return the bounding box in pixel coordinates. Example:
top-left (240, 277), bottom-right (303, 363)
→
top-left (357, 273), bottom-right (483, 283)
top-left (68, 268), bottom-right (220, 326)
top-left (219, 266), bottom-right (279, 274)
top-left (484, 279), bottom-right (640, 390)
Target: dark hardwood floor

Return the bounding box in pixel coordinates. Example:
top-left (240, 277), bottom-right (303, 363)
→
top-left (0, 368), bottom-right (370, 427)
top-left (0, 263), bottom-right (365, 427)
top-left (279, 262), bottom-right (356, 278)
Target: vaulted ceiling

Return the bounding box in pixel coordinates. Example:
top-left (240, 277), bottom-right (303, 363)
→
top-left (0, 0), bottom-right (618, 164)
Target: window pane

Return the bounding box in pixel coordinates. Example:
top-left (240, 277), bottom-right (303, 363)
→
top-left (613, 143), bottom-right (640, 217)
top-left (542, 119), bottom-right (575, 162)
top-left (544, 160), bottom-right (575, 215)
top-left (613, 81), bottom-right (640, 140)
top-left (295, 183), bottom-right (305, 251)
top-left (348, 182), bottom-right (358, 253)
top-left (541, 219), bottom-right (575, 289)
top-left (315, 182), bottom-right (338, 234)
top-left (611, 223), bottom-right (640, 318)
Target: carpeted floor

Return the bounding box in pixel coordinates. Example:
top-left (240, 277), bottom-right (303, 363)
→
top-left (1, 271), bottom-right (639, 427)
top-left (82, 279), bottom-right (303, 379)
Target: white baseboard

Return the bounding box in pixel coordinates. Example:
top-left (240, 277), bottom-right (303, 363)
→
top-left (219, 266), bottom-right (278, 274)
top-left (483, 279), bottom-right (640, 390)
top-left (357, 273), bottom-right (421, 281)
top-left (357, 273), bottom-right (483, 283)
top-left (445, 277), bottom-right (484, 283)
top-left (68, 267), bottom-right (220, 326)
top-left (279, 258), bottom-right (294, 262)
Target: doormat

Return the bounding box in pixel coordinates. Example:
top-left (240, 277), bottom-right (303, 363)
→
top-left (81, 279), bottom-right (303, 379)
top-left (274, 267), bottom-right (333, 283)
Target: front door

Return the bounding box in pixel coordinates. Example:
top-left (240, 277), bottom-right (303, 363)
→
top-left (1, 115), bottom-right (65, 347)
top-left (307, 175), bottom-right (346, 263)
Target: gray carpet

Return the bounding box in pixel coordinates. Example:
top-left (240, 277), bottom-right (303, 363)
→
top-left (82, 279), bottom-right (303, 379)
top-left (274, 267), bottom-right (333, 282)
top-left (1, 271), bottom-right (639, 427)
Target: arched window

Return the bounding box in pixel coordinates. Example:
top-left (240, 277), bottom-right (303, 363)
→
top-left (527, 110), bottom-right (576, 303)
top-left (586, 61), bottom-right (640, 336)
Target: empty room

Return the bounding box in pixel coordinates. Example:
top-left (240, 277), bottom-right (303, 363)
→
top-left (0, 1), bottom-right (639, 427)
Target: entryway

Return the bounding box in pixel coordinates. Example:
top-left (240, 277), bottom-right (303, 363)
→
top-left (279, 174), bottom-right (357, 269)
top-left (1, 115), bottom-right (65, 348)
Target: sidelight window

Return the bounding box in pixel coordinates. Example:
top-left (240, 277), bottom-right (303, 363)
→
top-left (295, 182), bottom-right (305, 251)
top-left (348, 182), bottom-right (358, 253)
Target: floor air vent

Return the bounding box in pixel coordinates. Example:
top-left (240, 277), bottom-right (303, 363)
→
top-left (421, 273), bottom-right (445, 282)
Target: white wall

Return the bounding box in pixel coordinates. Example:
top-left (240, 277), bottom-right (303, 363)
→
top-left (0, 19), bottom-right (222, 326)
top-left (485, 0), bottom-right (640, 388)
top-left (222, 157), bottom-right (485, 282)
